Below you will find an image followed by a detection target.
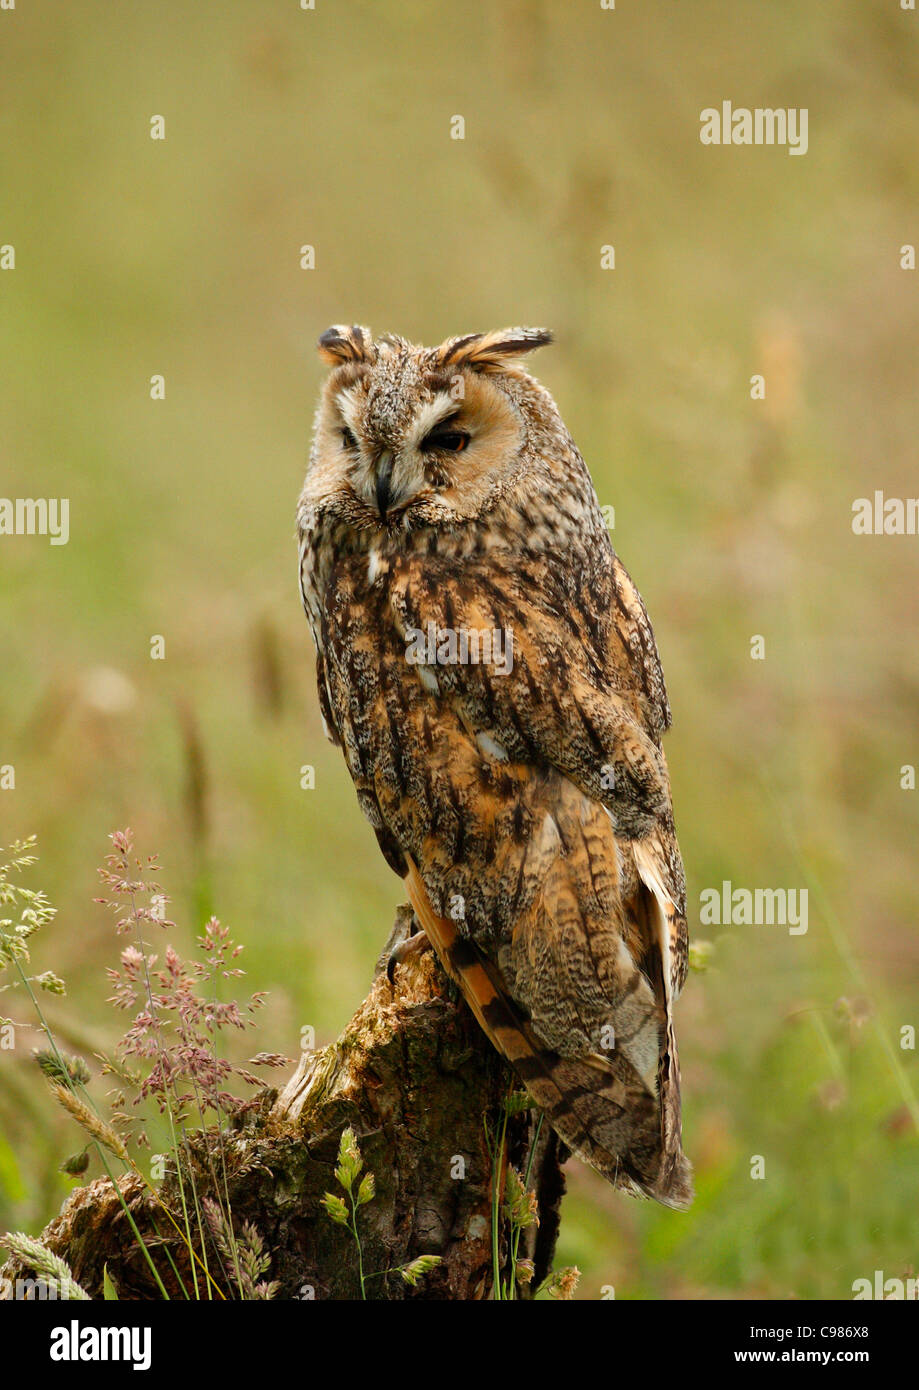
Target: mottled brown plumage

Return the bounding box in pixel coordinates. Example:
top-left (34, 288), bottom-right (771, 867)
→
top-left (297, 325), bottom-right (692, 1208)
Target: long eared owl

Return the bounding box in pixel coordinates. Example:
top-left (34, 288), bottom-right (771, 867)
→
top-left (297, 325), bottom-right (692, 1208)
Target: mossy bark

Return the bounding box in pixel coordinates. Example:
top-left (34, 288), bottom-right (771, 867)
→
top-left (1, 910), bottom-right (565, 1300)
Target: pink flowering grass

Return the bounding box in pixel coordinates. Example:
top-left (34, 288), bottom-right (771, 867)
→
top-left (3, 830), bottom-right (290, 1300)
top-left (95, 830), bottom-right (285, 1141)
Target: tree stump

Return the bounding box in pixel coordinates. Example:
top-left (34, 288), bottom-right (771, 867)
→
top-left (1, 909), bottom-right (565, 1300)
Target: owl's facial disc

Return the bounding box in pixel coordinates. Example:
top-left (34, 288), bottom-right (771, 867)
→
top-left (313, 357), bottom-right (525, 530)
top-left (337, 389), bottom-right (478, 522)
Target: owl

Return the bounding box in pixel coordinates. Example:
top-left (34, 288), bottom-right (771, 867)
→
top-left (297, 324), bottom-right (692, 1209)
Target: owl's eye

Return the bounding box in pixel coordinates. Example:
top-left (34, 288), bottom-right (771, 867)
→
top-left (341, 427), bottom-right (358, 451)
top-left (421, 429), bottom-right (469, 453)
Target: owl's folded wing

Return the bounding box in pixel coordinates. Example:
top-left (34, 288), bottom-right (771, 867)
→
top-left (387, 553), bottom-right (681, 893)
top-left (385, 553), bottom-right (692, 1203)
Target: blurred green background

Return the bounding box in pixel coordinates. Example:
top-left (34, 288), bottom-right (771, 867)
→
top-left (2, 0), bottom-right (918, 1299)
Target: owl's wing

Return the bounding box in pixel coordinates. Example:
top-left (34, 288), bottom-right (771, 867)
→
top-left (384, 547), bottom-right (691, 1205)
top-left (609, 551), bottom-right (672, 736)
top-left (314, 648), bottom-right (342, 747)
top-left (387, 548), bottom-right (687, 992)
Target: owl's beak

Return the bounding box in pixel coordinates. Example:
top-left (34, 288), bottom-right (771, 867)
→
top-left (374, 450), bottom-right (394, 518)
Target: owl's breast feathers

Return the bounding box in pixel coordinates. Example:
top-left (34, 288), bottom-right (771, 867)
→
top-left (302, 523), bottom-right (692, 1208)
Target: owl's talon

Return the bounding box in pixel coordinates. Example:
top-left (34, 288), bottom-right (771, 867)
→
top-left (386, 930), bottom-right (431, 985)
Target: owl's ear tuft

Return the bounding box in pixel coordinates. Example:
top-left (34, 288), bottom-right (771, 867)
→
top-left (317, 324), bottom-right (373, 367)
top-left (436, 327), bottom-right (553, 372)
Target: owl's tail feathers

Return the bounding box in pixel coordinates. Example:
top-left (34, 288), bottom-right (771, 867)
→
top-left (650, 1023), bottom-right (694, 1209)
top-left (514, 1042), bottom-right (693, 1211)
top-left (403, 859), bottom-right (693, 1211)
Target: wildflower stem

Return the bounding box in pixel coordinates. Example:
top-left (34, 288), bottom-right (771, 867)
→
top-left (487, 1100), bottom-right (510, 1300)
top-left (507, 1112), bottom-right (544, 1301)
top-left (10, 955), bottom-right (173, 1298)
top-left (349, 1187), bottom-right (368, 1300)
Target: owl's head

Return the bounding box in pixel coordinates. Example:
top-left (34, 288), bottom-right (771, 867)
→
top-left (301, 325), bottom-right (563, 534)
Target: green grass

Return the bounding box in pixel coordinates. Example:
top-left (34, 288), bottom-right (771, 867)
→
top-left (1, 0), bottom-right (918, 1298)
